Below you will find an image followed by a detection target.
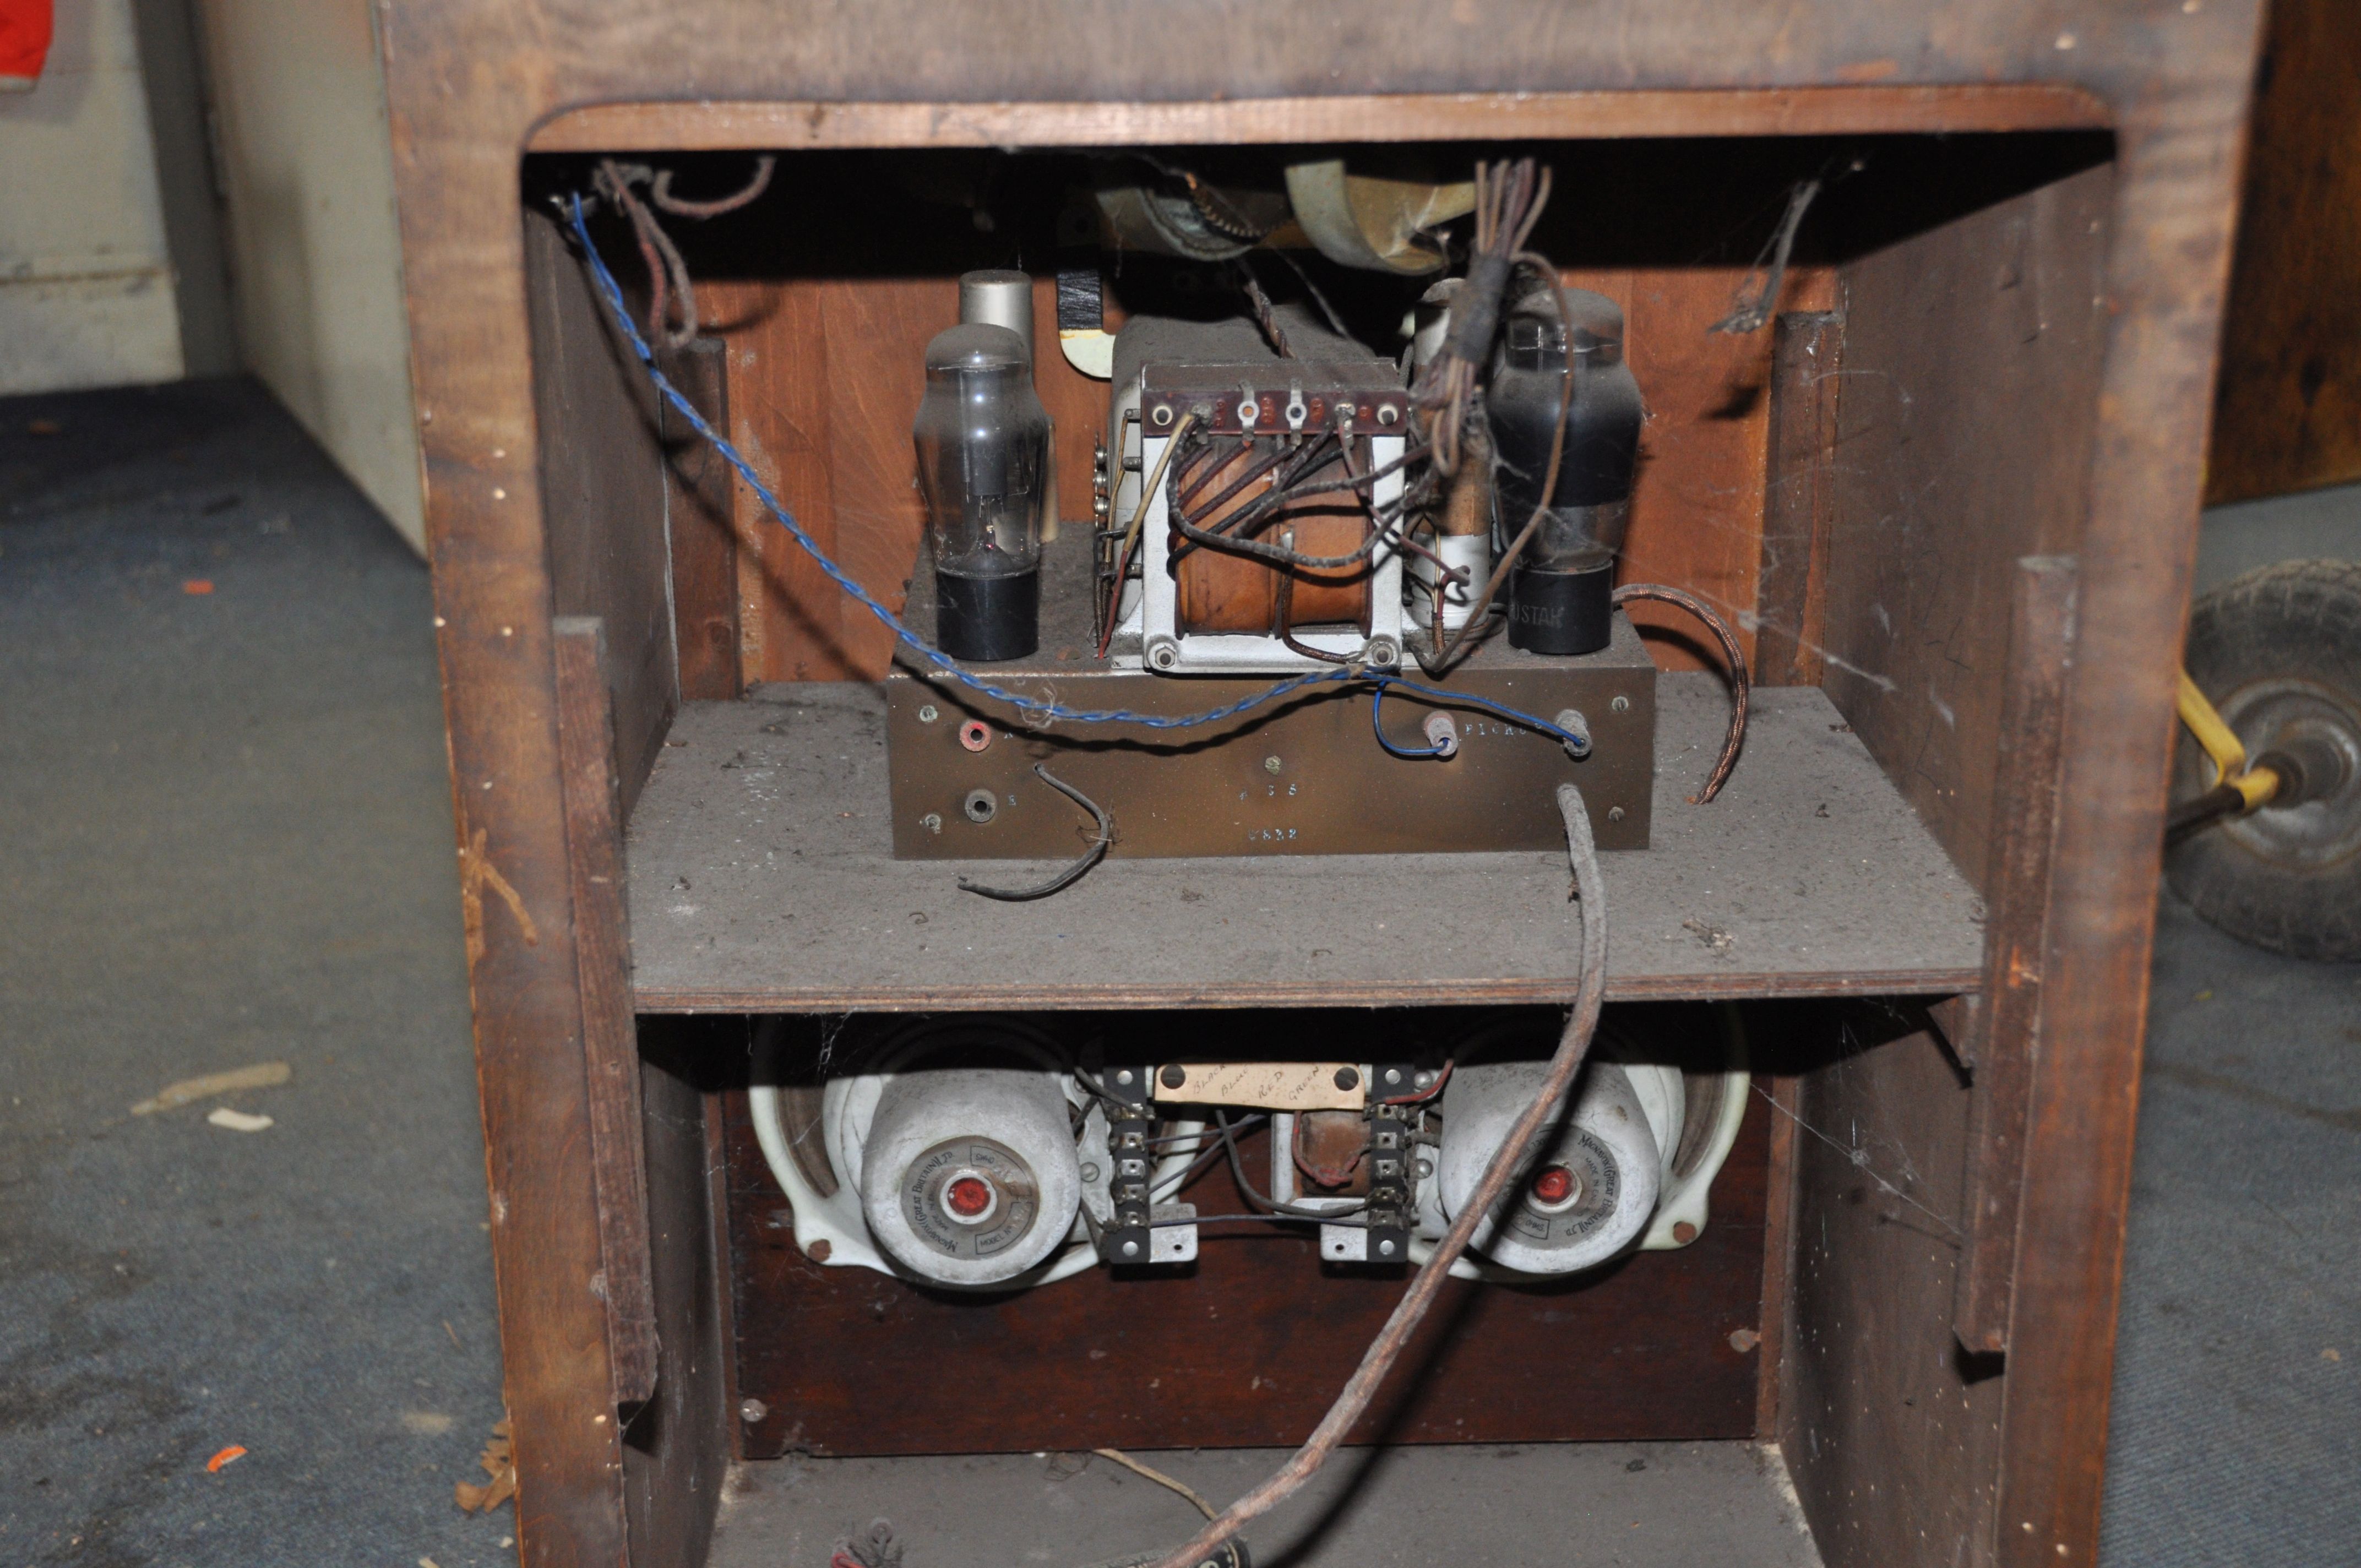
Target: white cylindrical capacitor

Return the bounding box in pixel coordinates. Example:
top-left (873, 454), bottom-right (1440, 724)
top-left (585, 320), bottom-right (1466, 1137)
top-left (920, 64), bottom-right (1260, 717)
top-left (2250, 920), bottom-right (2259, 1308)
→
top-left (857, 1066), bottom-right (1081, 1288)
top-left (1438, 1060), bottom-right (1662, 1275)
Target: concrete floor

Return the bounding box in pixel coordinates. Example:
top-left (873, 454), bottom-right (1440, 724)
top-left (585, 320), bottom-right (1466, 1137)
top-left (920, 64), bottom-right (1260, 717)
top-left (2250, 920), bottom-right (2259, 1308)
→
top-left (2, 379), bottom-right (2354, 1566)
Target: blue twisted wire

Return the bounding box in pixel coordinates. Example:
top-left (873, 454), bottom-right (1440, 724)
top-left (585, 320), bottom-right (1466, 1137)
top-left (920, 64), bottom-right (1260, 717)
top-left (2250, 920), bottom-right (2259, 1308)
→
top-left (561, 192), bottom-right (1589, 755)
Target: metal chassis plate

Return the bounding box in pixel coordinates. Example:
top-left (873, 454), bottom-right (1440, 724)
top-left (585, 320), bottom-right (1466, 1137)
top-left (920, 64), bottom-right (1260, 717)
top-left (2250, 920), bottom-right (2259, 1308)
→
top-left (885, 623), bottom-right (1655, 861)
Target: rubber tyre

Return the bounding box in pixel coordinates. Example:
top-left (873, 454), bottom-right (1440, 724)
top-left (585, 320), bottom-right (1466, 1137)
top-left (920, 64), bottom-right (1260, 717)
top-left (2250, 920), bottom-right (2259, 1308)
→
top-left (2165, 559), bottom-right (2361, 961)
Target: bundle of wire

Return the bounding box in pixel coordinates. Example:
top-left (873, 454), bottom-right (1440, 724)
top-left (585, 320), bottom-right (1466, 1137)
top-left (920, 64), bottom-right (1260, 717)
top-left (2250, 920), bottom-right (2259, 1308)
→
top-left (561, 194), bottom-right (1590, 758)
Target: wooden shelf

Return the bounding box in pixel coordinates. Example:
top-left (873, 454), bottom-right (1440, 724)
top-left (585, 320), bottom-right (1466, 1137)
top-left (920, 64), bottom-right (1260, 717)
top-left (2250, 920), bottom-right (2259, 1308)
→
top-left (626, 672), bottom-right (1983, 1011)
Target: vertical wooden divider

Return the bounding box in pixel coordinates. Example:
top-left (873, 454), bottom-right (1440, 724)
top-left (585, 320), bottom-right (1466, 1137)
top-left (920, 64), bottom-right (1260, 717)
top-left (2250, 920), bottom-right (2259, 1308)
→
top-left (1952, 557), bottom-right (2080, 1353)
top-left (554, 616), bottom-right (661, 1406)
top-left (1754, 312), bottom-right (1845, 687)
top-left (660, 339), bottom-right (743, 699)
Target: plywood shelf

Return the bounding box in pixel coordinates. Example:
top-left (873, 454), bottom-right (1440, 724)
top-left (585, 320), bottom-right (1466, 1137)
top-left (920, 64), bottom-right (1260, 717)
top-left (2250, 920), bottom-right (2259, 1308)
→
top-left (626, 672), bottom-right (1983, 1011)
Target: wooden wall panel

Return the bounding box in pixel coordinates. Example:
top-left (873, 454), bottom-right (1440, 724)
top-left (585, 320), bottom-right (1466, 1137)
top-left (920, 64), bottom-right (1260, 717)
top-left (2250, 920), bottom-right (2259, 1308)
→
top-left (1588, 265), bottom-right (1835, 674)
top-left (697, 262), bottom-right (1819, 682)
top-left (525, 207), bottom-right (681, 812)
top-left (624, 1020), bottom-right (738, 1568)
top-left (1780, 1010), bottom-right (2005, 1568)
top-left (1818, 165), bottom-right (2112, 885)
top-left (2205, 0), bottom-right (2361, 504)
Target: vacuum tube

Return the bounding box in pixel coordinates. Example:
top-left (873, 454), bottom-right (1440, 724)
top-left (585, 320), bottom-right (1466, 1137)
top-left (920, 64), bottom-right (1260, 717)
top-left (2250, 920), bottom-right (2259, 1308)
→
top-left (1486, 288), bottom-right (1644, 655)
top-left (913, 320), bottom-right (1051, 661)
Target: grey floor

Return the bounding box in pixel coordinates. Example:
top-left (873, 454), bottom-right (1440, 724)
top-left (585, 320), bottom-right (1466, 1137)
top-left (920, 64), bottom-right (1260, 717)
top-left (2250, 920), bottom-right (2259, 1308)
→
top-left (2, 378), bottom-right (2354, 1566)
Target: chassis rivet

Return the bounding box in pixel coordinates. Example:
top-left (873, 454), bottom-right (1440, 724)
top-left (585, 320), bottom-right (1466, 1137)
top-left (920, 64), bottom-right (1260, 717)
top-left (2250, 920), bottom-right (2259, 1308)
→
top-left (921, 813), bottom-right (943, 834)
top-left (918, 704), bottom-right (939, 722)
top-left (740, 1398), bottom-right (768, 1424)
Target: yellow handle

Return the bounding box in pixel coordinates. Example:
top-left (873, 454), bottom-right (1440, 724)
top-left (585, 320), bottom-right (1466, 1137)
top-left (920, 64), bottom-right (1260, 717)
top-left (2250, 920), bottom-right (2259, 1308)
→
top-left (2177, 670), bottom-right (2280, 811)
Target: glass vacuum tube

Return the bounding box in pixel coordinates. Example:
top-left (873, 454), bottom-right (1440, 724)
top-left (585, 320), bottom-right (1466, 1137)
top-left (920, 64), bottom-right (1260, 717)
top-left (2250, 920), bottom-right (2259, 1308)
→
top-left (1486, 288), bottom-right (1644, 655)
top-left (912, 322), bottom-right (1051, 661)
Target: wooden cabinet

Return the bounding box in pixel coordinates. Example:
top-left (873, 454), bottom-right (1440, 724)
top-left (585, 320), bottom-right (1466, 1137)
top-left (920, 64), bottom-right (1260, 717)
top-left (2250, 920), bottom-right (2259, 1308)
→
top-left (378, 7), bottom-right (2265, 1566)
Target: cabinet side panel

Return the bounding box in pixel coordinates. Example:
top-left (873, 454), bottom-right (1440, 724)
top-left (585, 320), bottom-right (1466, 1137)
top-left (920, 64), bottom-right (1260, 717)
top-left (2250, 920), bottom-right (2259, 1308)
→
top-left (624, 1019), bottom-right (737, 1568)
top-left (1780, 1012), bottom-right (2004, 1568)
top-left (526, 207), bottom-right (681, 814)
top-left (1818, 164), bottom-right (2112, 884)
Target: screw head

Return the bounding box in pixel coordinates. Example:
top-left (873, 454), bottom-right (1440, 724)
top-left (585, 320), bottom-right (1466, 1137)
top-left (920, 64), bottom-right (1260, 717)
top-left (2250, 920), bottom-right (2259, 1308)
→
top-left (1334, 1066), bottom-right (1361, 1091)
top-left (1263, 755), bottom-right (1282, 775)
top-left (1607, 805), bottom-right (1626, 823)
top-left (918, 704), bottom-right (939, 722)
top-left (1160, 1064), bottom-right (1187, 1090)
top-left (1080, 1163), bottom-right (1100, 1184)
top-left (740, 1398), bottom-right (769, 1424)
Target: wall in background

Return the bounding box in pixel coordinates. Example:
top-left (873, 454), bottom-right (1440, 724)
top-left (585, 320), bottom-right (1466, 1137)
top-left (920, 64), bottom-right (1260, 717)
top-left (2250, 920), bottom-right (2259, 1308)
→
top-left (194, 0), bottom-right (425, 553)
top-left (0, 0), bottom-right (193, 394)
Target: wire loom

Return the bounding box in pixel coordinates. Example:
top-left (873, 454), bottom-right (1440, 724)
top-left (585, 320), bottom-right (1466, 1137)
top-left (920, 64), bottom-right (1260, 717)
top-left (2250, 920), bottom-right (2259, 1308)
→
top-left (561, 193), bottom-right (1595, 754)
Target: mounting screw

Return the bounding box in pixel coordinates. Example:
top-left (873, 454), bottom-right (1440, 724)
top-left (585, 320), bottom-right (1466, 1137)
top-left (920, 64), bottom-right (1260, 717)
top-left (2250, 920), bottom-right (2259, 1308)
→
top-left (1334, 1066), bottom-right (1361, 1091)
top-left (1160, 1065), bottom-right (1188, 1090)
top-left (1365, 636), bottom-right (1400, 668)
top-left (1611, 695), bottom-right (1630, 714)
top-left (918, 704), bottom-right (939, 723)
top-left (740, 1398), bottom-right (768, 1424)
top-left (921, 813), bottom-right (943, 834)
top-left (1264, 755), bottom-right (1283, 775)
top-left (1607, 806), bottom-right (1626, 823)
top-left (1148, 638), bottom-right (1180, 671)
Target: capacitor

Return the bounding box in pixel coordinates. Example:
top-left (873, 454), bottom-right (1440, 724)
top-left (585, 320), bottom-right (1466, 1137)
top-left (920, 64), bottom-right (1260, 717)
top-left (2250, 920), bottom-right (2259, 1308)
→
top-left (1485, 289), bottom-right (1644, 656)
top-left (1437, 1059), bottom-right (1663, 1274)
top-left (855, 1066), bottom-right (1082, 1288)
